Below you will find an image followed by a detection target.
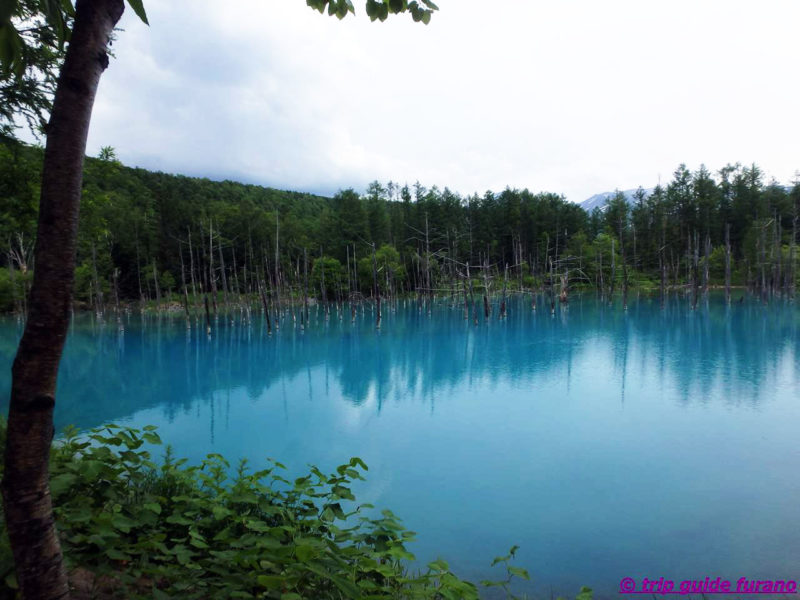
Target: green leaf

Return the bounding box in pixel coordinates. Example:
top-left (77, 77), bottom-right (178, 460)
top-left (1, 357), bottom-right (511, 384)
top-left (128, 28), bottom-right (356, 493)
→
top-left (508, 566), bottom-right (531, 581)
top-left (257, 575), bottom-right (285, 589)
top-left (349, 457), bottom-right (368, 471)
top-left (143, 502), bottom-right (162, 514)
top-left (143, 431), bottom-right (162, 444)
top-left (105, 548), bottom-right (130, 561)
top-left (49, 472), bottom-right (77, 497)
top-left (295, 544), bottom-right (316, 562)
top-left (126, 0), bottom-right (149, 25)
top-left (427, 558), bottom-right (449, 572)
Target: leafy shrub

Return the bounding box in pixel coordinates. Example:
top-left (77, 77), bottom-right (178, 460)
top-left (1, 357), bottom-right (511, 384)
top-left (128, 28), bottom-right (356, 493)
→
top-left (0, 423), bottom-right (591, 599)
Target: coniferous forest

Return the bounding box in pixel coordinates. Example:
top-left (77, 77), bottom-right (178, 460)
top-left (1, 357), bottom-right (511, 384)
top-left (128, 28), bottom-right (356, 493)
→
top-left (1, 136), bottom-right (798, 316)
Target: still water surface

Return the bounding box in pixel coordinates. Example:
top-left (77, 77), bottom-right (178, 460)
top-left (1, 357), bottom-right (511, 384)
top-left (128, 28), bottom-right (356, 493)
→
top-left (1, 296), bottom-right (799, 597)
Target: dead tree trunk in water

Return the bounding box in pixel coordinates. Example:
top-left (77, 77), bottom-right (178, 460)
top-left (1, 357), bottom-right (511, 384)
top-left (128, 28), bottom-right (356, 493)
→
top-left (500, 264), bottom-right (508, 318)
top-left (188, 228), bottom-right (198, 308)
top-left (179, 242), bottom-right (190, 324)
top-left (217, 232), bottom-right (230, 312)
top-left (610, 238), bottom-right (616, 300)
top-left (274, 212), bottom-right (281, 318)
top-left (204, 294), bottom-right (212, 335)
top-left (482, 256), bottom-right (490, 319)
top-left (259, 280), bottom-right (272, 334)
top-left (725, 223), bottom-right (731, 304)
top-left (759, 222), bottom-right (767, 303)
top-left (152, 260), bottom-right (161, 308)
top-left (208, 220), bottom-right (218, 316)
top-left (2, 2), bottom-right (125, 598)
top-left (691, 230), bottom-right (699, 310)
top-left (372, 243), bottom-right (381, 328)
top-left (598, 250), bottom-right (604, 302)
top-left (462, 272), bottom-right (469, 319)
top-left (703, 234), bottom-right (711, 298)
top-left (467, 262), bottom-right (477, 324)
top-left (791, 214), bottom-right (797, 299)
top-left (303, 248), bottom-right (309, 326)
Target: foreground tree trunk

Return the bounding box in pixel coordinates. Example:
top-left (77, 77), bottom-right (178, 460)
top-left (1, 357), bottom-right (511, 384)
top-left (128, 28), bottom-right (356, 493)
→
top-left (1, 1), bottom-right (125, 598)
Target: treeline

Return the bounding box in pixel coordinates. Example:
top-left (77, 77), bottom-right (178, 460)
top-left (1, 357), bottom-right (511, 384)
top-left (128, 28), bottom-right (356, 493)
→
top-left (1, 136), bottom-right (798, 315)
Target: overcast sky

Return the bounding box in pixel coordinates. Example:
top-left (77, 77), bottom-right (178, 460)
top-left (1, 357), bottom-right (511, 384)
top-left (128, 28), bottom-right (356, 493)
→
top-left (82, 0), bottom-right (800, 203)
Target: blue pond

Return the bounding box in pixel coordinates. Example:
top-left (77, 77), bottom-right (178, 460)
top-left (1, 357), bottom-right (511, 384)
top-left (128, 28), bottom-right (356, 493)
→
top-left (1, 295), bottom-right (799, 598)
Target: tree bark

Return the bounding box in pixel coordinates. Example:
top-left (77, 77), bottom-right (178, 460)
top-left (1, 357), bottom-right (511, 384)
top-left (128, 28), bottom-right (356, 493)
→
top-left (2, 1), bottom-right (125, 598)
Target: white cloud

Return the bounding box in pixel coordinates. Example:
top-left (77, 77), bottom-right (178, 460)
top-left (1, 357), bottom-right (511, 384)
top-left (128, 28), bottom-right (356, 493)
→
top-left (86, 0), bottom-right (800, 201)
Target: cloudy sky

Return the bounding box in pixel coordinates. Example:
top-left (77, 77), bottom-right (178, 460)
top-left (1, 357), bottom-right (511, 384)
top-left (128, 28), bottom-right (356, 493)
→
top-left (83, 0), bottom-right (800, 203)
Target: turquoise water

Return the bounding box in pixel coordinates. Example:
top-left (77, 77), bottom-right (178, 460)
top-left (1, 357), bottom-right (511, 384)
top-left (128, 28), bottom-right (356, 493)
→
top-left (1, 296), bottom-right (799, 598)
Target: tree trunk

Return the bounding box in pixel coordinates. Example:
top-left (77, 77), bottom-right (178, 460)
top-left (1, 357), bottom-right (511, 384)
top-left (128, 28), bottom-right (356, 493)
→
top-left (2, 1), bottom-right (125, 598)
top-left (372, 243), bottom-right (381, 328)
top-left (188, 228), bottom-right (198, 308)
top-left (791, 215), bottom-right (797, 299)
top-left (725, 223), bottom-right (731, 304)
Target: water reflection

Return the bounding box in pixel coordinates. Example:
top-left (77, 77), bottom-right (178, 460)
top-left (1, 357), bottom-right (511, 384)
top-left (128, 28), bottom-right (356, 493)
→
top-left (0, 296), bottom-right (798, 598)
top-left (2, 296), bottom-right (794, 430)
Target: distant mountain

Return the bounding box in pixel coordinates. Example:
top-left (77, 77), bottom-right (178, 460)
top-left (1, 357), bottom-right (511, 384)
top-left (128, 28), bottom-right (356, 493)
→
top-left (579, 188), bottom-right (653, 212)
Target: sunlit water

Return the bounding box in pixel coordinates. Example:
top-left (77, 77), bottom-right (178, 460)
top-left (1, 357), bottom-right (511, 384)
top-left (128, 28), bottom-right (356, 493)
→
top-left (1, 295), bottom-right (799, 598)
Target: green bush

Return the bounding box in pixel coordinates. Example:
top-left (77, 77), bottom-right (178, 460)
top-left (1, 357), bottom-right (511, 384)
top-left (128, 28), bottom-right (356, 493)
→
top-left (0, 423), bottom-right (591, 599)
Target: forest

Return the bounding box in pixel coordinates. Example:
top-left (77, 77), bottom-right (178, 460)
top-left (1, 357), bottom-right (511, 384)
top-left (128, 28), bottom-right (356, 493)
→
top-left (1, 134), bottom-right (798, 316)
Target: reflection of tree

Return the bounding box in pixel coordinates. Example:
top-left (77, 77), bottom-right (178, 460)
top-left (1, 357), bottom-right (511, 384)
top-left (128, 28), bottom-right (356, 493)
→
top-left (0, 296), bottom-right (796, 432)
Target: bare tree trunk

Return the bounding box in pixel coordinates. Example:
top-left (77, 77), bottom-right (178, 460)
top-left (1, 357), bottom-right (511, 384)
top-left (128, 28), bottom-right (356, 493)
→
top-left (791, 215), bottom-right (797, 299)
top-left (598, 250), bottom-right (604, 301)
top-left (90, 241), bottom-right (104, 315)
top-left (179, 242), bottom-right (190, 324)
top-left (725, 223), bottom-right (731, 304)
top-left (500, 263), bottom-right (507, 318)
top-left (217, 233), bottom-right (230, 312)
top-left (112, 268), bottom-right (121, 325)
top-left (425, 214), bottom-right (431, 306)
top-left (610, 238), bottom-right (616, 299)
top-left (774, 215), bottom-right (781, 297)
top-left (135, 232), bottom-right (144, 305)
top-left (346, 244), bottom-right (352, 297)
top-left (467, 262), bottom-right (477, 324)
top-left (482, 255), bottom-right (490, 319)
top-left (320, 248), bottom-right (327, 313)
top-left (204, 294), bottom-right (212, 335)
top-left (303, 248), bottom-right (310, 325)
top-left (760, 223), bottom-right (767, 303)
top-left (259, 279), bottom-right (272, 334)
top-left (462, 272), bottom-right (469, 320)
top-left (372, 243), bottom-right (381, 328)
top-left (152, 260), bottom-right (161, 307)
top-left (188, 227), bottom-right (198, 307)
top-left (692, 230), bottom-right (699, 310)
top-left (274, 212), bottom-right (281, 316)
top-left (660, 217), bottom-right (666, 308)
top-left (2, 2), bottom-right (125, 598)
top-left (208, 220), bottom-right (218, 316)
top-left (703, 234), bottom-right (710, 297)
